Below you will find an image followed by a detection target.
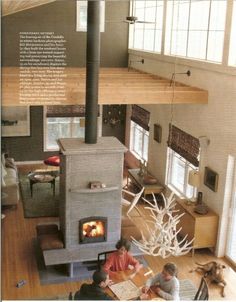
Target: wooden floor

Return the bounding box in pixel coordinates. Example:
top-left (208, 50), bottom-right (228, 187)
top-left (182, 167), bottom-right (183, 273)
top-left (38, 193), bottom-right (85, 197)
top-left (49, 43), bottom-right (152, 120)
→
top-left (2, 164), bottom-right (236, 300)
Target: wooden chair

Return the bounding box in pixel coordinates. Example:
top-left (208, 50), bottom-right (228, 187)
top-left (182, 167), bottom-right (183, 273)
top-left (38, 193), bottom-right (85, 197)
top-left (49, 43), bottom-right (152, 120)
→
top-left (122, 187), bottom-right (144, 217)
top-left (194, 277), bottom-right (209, 300)
top-left (97, 250), bottom-right (116, 269)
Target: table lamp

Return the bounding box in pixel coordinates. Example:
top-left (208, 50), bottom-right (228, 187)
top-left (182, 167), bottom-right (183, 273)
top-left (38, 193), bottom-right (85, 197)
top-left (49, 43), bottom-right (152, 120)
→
top-left (188, 170), bottom-right (200, 203)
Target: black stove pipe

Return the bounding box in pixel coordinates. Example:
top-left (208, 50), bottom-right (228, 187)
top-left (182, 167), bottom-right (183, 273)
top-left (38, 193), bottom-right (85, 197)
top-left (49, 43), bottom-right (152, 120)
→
top-left (85, 1), bottom-right (100, 144)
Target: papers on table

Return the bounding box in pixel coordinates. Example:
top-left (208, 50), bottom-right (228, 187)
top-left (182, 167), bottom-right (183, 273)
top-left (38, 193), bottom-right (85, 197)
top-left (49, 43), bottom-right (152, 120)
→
top-left (109, 279), bottom-right (141, 300)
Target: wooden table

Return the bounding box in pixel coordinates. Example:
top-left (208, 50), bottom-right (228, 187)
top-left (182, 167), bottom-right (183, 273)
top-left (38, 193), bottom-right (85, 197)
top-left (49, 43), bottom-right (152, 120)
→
top-left (128, 169), bottom-right (164, 198)
top-left (106, 267), bottom-right (163, 300)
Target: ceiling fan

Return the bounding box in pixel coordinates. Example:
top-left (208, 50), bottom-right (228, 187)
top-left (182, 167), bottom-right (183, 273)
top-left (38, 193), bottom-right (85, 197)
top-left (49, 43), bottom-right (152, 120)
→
top-left (124, 16), bottom-right (154, 25)
top-left (107, 0), bottom-right (155, 25)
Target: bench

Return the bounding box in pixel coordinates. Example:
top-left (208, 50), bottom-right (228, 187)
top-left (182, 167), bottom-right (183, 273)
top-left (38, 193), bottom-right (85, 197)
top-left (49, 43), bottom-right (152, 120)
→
top-left (38, 219), bottom-right (142, 278)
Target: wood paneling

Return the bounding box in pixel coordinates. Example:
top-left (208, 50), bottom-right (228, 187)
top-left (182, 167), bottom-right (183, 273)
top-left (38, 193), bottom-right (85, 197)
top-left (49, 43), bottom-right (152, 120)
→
top-left (2, 67), bottom-right (208, 106)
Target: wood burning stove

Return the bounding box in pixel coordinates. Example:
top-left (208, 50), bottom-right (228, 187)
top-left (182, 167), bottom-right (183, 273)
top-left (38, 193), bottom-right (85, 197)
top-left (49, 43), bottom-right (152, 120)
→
top-left (79, 216), bottom-right (107, 244)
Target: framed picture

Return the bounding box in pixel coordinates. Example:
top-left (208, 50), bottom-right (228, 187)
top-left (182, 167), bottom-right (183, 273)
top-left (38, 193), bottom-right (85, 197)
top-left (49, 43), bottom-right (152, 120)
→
top-left (204, 167), bottom-right (219, 192)
top-left (154, 123), bottom-right (162, 143)
top-left (1, 106), bottom-right (31, 137)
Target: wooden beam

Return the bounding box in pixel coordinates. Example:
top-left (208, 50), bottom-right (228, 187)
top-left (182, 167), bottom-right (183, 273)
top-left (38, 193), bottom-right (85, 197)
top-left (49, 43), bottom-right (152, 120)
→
top-left (2, 67), bottom-right (208, 106)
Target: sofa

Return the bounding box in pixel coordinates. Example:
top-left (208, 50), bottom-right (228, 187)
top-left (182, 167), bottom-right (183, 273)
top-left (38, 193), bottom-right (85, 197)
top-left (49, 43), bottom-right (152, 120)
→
top-left (1, 155), bottom-right (19, 206)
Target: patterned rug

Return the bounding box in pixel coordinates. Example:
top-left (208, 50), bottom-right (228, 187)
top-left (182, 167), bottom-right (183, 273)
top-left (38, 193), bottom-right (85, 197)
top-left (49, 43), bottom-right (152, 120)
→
top-left (179, 279), bottom-right (197, 300)
top-left (36, 278), bottom-right (197, 300)
top-left (19, 173), bottom-right (59, 218)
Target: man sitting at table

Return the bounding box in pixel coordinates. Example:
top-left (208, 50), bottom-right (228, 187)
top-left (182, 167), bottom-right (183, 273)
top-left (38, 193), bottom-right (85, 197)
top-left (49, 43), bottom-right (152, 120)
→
top-left (74, 270), bottom-right (113, 300)
top-left (142, 262), bottom-right (180, 300)
top-left (103, 238), bottom-right (142, 278)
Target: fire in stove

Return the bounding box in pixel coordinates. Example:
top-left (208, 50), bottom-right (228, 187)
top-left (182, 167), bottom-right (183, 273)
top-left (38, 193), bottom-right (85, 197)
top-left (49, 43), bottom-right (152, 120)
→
top-left (83, 221), bottom-right (105, 237)
top-left (79, 217), bottom-right (107, 244)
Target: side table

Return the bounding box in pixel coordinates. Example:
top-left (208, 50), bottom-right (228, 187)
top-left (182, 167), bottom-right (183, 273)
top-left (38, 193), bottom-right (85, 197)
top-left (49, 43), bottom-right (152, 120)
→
top-left (28, 172), bottom-right (57, 197)
top-left (127, 169), bottom-right (164, 198)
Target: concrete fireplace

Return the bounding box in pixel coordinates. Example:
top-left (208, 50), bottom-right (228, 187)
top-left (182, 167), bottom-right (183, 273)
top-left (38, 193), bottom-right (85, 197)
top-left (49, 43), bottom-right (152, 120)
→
top-left (57, 136), bottom-right (127, 261)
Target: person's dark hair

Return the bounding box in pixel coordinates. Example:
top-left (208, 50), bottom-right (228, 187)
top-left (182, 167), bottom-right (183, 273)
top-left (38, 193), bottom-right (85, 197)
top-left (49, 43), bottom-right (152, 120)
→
top-left (115, 237), bottom-right (131, 251)
top-left (163, 263), bottom-right (178, 276)
top-left (93, 270), bottom-right (108, 285)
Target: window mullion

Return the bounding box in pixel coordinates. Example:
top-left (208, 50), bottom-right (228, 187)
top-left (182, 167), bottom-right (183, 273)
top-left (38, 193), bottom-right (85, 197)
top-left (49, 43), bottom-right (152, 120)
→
top-left (206, 0), bottom-right (212, 60)
top-left (185, 0), bottom-right (191, 57)
top-left (153, 0), bottom-right (158, 52)
top-left (161, 0), bottom-right (168, 54)
top-left (143, 130), bottom-right (146, 160)
top-left (142, 1), bottom-right (147, 50)
top-left (223, 0), bottom-right (234, 66)
top-left (170, 0), bottom-right (175, 54)
top-left (184, 161), bottom-right (189, 195)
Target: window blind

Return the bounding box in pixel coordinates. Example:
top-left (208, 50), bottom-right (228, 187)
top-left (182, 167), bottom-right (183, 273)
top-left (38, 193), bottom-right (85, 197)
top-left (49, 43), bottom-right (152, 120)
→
top-left (131, 105), bottom-right (150, 131)
top-left (46, 105), bottom-right (100, 118)
top-left (168, 124), bottom-right (200, 167)
top-left (46, 105), bottom-right (86, 117)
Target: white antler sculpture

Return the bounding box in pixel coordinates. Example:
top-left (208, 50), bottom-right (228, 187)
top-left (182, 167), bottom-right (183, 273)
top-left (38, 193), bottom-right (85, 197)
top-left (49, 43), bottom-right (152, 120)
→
top-left (131, 192), bottom-right (194, 258)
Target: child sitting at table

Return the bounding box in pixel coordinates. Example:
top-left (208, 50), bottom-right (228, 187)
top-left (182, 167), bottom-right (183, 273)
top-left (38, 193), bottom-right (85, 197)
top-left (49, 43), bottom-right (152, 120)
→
top-left (142, 262), bottom-right (180, 300)
top-left (103, 238), bottom-right (142, 278)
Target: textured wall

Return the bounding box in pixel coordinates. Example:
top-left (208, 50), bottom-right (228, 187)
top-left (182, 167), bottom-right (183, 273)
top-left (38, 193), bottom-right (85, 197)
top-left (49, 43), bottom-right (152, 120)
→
top-left (2, 1), bottom-right (129, 160)
top-left (102, 105), bottom-right (127, 144)
top-left (1, 106), bottom-right (57, 161)
top-left (128, 52), bottom-right (236, 257)
top-left (1, 0), bottom-right (129, 67)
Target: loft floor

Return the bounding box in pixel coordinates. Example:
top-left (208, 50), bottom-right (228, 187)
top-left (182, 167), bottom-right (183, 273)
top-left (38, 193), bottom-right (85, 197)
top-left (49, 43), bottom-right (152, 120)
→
top-left (1, 163), bottom-right (236, 300)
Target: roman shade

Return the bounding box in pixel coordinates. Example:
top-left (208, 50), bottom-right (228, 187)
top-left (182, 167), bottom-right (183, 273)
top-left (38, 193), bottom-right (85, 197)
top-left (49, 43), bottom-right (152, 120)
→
top-left (131, 105), bottom-right (150, 131)
top-left (168, 124), bottom-right (200, 167)
top-left (46, 105), bottom-right (86, 117)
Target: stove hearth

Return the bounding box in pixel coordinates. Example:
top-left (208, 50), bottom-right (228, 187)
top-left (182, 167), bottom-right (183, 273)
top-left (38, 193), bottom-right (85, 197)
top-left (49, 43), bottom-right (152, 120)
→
top-left (79, 216), bottom-right (107, 244)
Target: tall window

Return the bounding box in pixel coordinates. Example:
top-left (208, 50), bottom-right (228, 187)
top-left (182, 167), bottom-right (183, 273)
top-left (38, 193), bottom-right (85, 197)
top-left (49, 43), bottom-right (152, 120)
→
top-left (76, 0), bottom-right (105, 32)
top-left (167, 148), bottom-right (197, 198)
top-left (166, 125), bottom-right (200, 198)
top-left (129, 0), bottom-right (164, 53)
top-left (130, 105), bottom-right (150, 161)
top-left (45, 117), bottom-right (85, 151)
top-left (225, 155), bottom-right (236, 266)
top-left (130, 121), bottom-right (149, 161)
top-left (228, 0), bottom-right (236, 66)
top-left (130, 0), bottom-right (235, 66)
top-left (44, 105), bottom-right (88, 151)
top-left (165, 0), bottom-right (227, 62)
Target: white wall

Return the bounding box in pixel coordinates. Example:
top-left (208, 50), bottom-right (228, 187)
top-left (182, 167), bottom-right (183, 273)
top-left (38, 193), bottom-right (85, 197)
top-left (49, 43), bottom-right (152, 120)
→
top-left (128, 50), bottom-right (236, 257)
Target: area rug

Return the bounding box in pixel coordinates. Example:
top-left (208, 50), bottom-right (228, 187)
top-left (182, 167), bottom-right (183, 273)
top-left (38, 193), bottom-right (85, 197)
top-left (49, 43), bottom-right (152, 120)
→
top-left (19, 173), bottom-right (59, 218)
top-left (34, 239), bottom-right (148, 286)
top-left (179, 279), bottom-right (197, 300)
top-left (35, 277), bottom-right (197, 300)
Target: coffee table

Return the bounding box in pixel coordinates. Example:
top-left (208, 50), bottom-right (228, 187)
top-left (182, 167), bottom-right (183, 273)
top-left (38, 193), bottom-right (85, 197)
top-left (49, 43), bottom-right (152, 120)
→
top-left (28, 171), bottom-right (58, 197)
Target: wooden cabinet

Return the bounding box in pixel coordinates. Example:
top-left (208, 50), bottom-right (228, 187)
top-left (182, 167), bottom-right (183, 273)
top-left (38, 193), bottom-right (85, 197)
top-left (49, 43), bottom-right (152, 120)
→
top-left (176, 200), bottom-right (219, 253)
